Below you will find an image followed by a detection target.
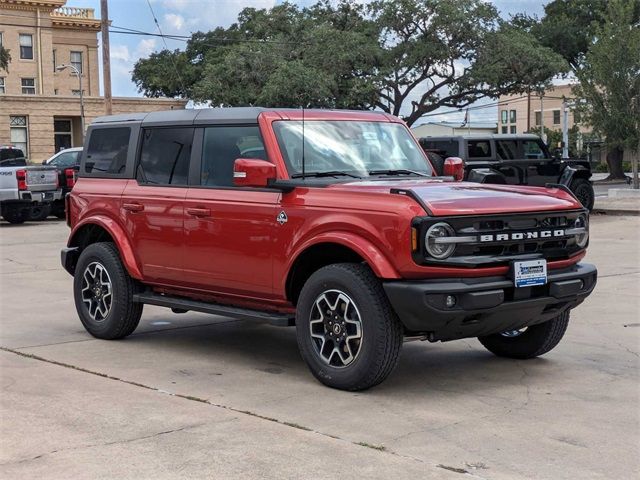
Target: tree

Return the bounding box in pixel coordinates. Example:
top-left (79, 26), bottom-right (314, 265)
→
top-left (572, 0), bottom-right (640, 179)
top-left (0, 45), bottom-right (11, 72)
top-left (132, 0), bottom-right (567, 126)
top-left (530, 125), bottom-right (582, 158)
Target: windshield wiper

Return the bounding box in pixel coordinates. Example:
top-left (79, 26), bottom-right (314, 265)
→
top-left (368, 169), bottom-right (429, 177)
top-left (291, 171), bottom-right (361, 179)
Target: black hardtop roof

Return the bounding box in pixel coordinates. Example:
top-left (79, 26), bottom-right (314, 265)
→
top-left (420, 134), bottom-right (541, 141)
top-left (91, 107), bottom-right (387, 127)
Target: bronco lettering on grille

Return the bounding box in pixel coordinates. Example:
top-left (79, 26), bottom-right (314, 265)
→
top-left (479, 230), bottom-right (565, 242)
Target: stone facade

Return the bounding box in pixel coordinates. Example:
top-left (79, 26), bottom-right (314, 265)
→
top-left (0, 0), bottom-right (187, 162)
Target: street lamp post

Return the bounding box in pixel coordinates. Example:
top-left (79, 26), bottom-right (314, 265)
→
top-left (56, 64), bottom-right (85, 142)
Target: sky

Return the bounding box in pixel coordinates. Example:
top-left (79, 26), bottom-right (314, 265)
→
top-left (64, 0), bottom-right (549, 124)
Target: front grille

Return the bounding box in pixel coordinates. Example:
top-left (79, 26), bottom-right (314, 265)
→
top-left (414, 210), bottom-right (587, 268)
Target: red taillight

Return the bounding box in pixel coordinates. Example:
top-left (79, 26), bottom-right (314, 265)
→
top-left (64, 168), bottom-right (77, 188)
top-left (16, 169), bottom-right (27, 190)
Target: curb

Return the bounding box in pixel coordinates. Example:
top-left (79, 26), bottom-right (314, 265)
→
top-left (592, 208), bottom-right (640, 217)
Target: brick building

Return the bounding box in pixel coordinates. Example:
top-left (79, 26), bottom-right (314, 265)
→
top-left (0, 0), bottom-right (186, 162)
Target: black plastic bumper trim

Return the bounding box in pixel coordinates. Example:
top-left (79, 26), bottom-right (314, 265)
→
top-left (60, 247), bottom-right (79, 275)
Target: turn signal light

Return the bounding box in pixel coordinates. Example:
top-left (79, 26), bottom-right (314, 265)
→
top-left (411, 227), bottom-right (418, 251)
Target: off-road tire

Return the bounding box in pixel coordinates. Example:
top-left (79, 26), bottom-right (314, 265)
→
top-left (73, 242), bottom-right (143, 339)
top-left (570, 178), bottom-right (595, 211)
top-left (29, 204), bottom-right (51, 221)
top-left (478, 311), bottom-right (570, 359)
top-left (296, 263), bottom-right (403, 391)
top-left (2, 209), bottom-right (28, 224)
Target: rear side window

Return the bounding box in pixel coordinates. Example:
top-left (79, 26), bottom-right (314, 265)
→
top-left (137, 128), bottom-right (193, 185)
top-left (201, 126), bottom-right (265, 187)
top-left (467, 140), bottom-right (492, 158)
top-left (420, 140), bottom-right (459, 158)
top-left (85, 128), bottom-right (131, 175)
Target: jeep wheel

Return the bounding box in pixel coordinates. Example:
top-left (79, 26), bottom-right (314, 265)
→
top-left (296, 263), bottom-right (403, 391)
top-left (570, 178), bottom-right (594, 211)
top-left (2, 209), bottom-right (27, 224)
top-left (29, 204), bottom-right (51, 221)
top-left (478, 311), bottom-right (570, 359)
top-left (73, 242), bottom-right (143, 339)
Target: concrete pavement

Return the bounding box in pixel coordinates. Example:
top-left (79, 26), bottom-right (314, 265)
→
top-left (1, 217), bottom-right (639, 479)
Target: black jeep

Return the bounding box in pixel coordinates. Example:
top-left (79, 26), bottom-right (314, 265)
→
top-left (419, 134), bottom-right (594, 210)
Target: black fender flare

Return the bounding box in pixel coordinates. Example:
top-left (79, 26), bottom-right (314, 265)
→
top-left (559, 164), bottom-right (591, 186)
top-left (466, 168), bottom-right (507, 184)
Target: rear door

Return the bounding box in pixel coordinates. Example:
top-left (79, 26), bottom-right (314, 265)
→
top-left (520, 138), bottom-right (561, 186)
top-left (121, 127), bottom-right (194, 285)
top-left (183, 125), bottom-right (280, 299)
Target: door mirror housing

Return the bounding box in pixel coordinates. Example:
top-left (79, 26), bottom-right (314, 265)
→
top-left (443, 157), bottom-right (465, 181)
top-left (233, 158), bottom-right (277, 188)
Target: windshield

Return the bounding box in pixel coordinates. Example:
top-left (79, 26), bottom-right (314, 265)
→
top-left (273, 121), bottom-right (432, 178)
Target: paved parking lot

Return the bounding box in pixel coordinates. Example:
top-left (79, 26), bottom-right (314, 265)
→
top-left (1, 215), bottom-right (638, 479)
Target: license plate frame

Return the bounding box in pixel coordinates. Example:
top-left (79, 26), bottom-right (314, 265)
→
top-left (512, 259), bottom-right (548, 288)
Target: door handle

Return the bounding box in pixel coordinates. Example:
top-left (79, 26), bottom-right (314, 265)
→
top-left (186, 207), bottom-right (210, 217)
top-left (122, 203), bottom-right (144, 212)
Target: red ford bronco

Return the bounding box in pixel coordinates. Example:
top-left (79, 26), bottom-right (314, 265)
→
top-left (61, 108), bottom-right (596, 390)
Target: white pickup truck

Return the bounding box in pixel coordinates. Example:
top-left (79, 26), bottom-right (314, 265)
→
top-left (0, 146), bottom-right (62, 224)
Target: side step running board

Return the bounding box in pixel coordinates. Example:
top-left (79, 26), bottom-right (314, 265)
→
top-left (133, 292), bottom-right (295, 327)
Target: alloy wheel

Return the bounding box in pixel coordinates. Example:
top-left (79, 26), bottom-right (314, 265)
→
top-left (81, 261), bottom-right (113, 322)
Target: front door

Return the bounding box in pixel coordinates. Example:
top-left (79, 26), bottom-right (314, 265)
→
top-left (182, 125), bottom-right (279, 299)
top-left (121, 127), bottom-right (194, 285)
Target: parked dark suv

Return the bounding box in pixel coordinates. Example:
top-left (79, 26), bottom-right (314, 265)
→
top-left (419, 134), bottom-right (595, 210)
top-left (61, 109), bottom-right (596, 390)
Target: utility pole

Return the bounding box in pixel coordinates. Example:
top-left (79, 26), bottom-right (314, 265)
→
top-left (562, 100), bottom-right (569, 159)
top-left (101, 0), bottom-right (112, 115)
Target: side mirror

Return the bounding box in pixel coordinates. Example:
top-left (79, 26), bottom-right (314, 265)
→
top-left (443, 157), bottom-right (465, 181)
top-left (41, 160), bottom-right (47, 165)
top-left (233, 158), bottom-right (277, 188)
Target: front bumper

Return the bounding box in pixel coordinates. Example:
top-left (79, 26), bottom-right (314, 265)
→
top-left (383, 262), bottom-right (597, 341)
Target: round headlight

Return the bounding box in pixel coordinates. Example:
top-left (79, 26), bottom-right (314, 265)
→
top-left (574, 214), bottom-right (589, 248)
top-left (425, 222), bottom-right (456, 259)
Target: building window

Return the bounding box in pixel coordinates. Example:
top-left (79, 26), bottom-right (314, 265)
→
top-left (0, 32), bottom-right (4, 46)
top-left (71, 90), bottom-right (85, 96)
top-left (21, 78), bottom-right (36, 94)
top-left (535, 111), bottom-right (542, 126)
top-left (509, 110), bottom-right (516, 123)
top-left (0, 77), bottom-right (5, 94)
top-left (510, 125), bottom-right (517, 134)
top-left (70, 51), bottom-right (83, 73)
top-left (54, 119), bottom-right (73, 152)
top-left (553, 110), bottom-right (561, 125)
top-left (19, 34), bottom-right (33, 60)
top-left (10, 116), bottom-right (29, 157)
top-left (501, 110), bottom-right (508, 124)
top-left (501, 126), bottom-right (508, 134)
top-left (53, 49), bottom-right (57, 71)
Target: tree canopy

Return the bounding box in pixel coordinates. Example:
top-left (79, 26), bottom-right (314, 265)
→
top-left (132, 0), bottom-right (566, 126)
top-left (0, 45), bottom-right (10, 72)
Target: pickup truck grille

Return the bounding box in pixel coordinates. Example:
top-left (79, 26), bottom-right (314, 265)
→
top-left (414, 210), bottom-right (588, 268)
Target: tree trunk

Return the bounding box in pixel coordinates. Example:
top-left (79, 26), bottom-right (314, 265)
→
top-left (605, 147), bottom-right (626, 180)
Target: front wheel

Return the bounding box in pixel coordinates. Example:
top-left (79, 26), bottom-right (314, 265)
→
top-left (478, 311), bottom-right (570, 359)
top-left (73, 242), bottom-right (143, 339)
top-left (570, 178), bottom-right (595, 211)
top-left (296, 263), bottom-right (403, 391)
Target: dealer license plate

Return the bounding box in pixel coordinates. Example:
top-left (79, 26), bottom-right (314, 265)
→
top-left (513, 259), bottom-right (547, 288)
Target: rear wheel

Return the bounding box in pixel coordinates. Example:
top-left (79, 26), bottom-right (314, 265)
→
top-left (570, 178), bottom-right (594, 211)
top-left (73, 242), bottom-right (143, 339)
top-left (296, 263), bottom-right (403, 391)
top-left (478, 311), bottom-right (570, 359)
top-left (2, 208), bottom-right (28, 224)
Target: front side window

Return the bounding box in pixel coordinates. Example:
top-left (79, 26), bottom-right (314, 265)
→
top-left (467, 140), bottom-right (492, 158)
top-left (21, 78), bottom-right (35, 94)
top-left (10, 116), bottom-right (29, 157)
top-left (201, 126), bottom-right (265, 187)
top-left (137, 127), bottom-right (193, 185)
top-left (273, 121), bottom-right (431, 177)
top-left (496, 140), bottom-right (518, 160)
top-left (49, 150), bottom-right (80, 167)
top-left (70, 51), bottom-right (83, 73)
top-left (523, 140), bottom-right (548, 159)
top-left (19, 34), bottom-right (33, 60)
top-left (85, 127), bottom-right (130, 175)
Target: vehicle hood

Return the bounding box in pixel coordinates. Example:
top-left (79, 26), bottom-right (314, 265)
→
top-left (326, 179), bottom-right (582, 216)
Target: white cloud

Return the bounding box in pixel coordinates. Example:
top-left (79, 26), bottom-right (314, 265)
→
top-left (164, 13), bottom-right (185, 31)
top-left (135, 38), bottom-right (158, 58)
top-left (110, 44), bottom-right (130, 63)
